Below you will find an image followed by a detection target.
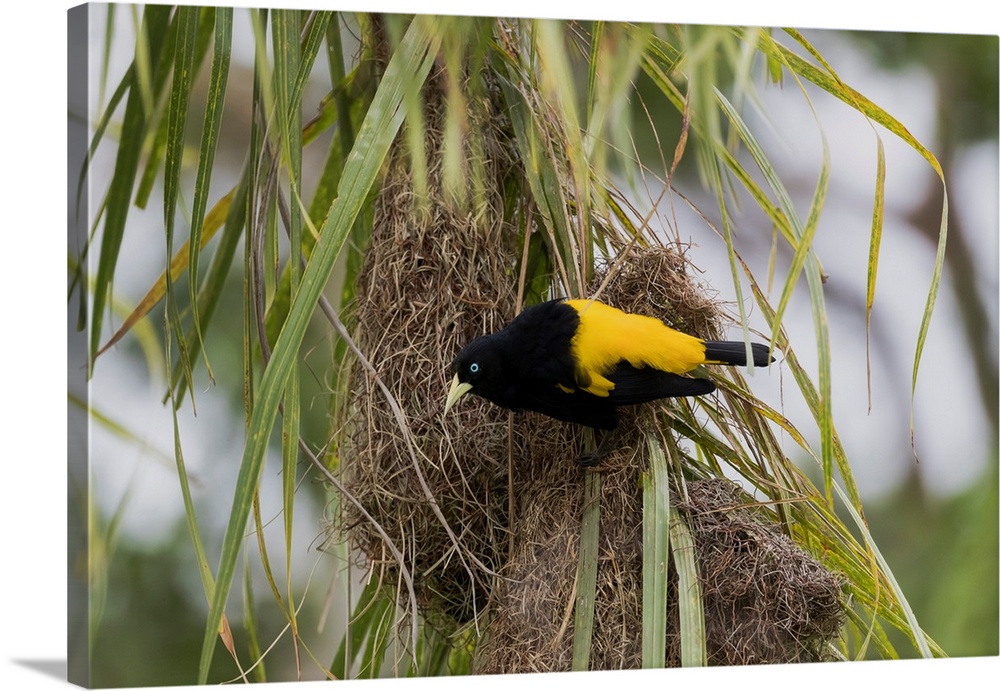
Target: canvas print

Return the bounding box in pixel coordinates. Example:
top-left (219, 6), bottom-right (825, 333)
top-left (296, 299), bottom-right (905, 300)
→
top-left (67, 3), bottom-right (998, 687)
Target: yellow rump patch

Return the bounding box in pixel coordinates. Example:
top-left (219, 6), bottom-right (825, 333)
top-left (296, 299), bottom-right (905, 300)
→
top-left (566, 299), bottom-right (707, 391)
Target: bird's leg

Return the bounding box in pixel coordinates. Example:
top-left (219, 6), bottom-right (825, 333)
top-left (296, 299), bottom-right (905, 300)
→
top-left (575, 428), bottom-right (613, 467)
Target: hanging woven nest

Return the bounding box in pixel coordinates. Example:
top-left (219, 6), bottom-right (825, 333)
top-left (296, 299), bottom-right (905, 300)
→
top-left (333, 20), bottom-right (844, 671)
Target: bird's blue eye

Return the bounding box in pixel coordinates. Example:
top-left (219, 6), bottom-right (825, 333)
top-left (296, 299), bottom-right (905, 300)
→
top-left (469, 363), bottom-right (480, 374)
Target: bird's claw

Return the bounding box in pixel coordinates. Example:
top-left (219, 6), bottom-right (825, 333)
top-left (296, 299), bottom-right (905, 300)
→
top-left (575, 451), bottom-right (603, 468)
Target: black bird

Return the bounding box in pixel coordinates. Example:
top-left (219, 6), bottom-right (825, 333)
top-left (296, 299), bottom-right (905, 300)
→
top-left (445, 298), bottom-right (774, 433)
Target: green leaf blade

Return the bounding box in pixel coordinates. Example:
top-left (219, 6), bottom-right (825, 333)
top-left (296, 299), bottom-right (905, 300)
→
top-left (641, 436), bottom-right (670, 669)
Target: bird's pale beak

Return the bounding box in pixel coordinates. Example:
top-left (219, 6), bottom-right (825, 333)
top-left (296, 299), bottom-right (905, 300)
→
top-left (444, 374), bottom-right (473, 415)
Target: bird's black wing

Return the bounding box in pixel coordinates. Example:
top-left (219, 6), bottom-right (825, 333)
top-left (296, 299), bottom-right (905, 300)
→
top-left (514, 363), bottom-right (714, 429)
top-left (606, 362), bottom-right (716, 405)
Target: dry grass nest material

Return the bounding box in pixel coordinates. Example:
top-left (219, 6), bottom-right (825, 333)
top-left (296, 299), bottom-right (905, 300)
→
top-left (673, 479), bottom-right (846, 665)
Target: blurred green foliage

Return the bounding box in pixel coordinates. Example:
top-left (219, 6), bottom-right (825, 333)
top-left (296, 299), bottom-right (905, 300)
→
top-left (869, 461), bottom-right (999, 658)
top-left (850, 31), bottom-right (999, 143)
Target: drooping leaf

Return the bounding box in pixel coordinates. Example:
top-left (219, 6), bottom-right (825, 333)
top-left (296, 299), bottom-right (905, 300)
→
top-left (197, 18), bottom-right (443, 682)
top-left (89, 5), bottom-right (172, 372)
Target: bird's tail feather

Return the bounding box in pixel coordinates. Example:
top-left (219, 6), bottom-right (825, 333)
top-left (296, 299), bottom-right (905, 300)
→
top-left (703, 341), bottom-right (773, 367)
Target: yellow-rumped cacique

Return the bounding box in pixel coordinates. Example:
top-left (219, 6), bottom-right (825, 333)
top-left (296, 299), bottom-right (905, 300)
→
top-left (444, 298), bottom-right (774, 432)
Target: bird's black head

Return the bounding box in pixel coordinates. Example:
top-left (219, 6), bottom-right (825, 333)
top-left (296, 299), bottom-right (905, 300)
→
top-left (445, 334), bottom-right (508, 413)
top-left (453, 335), bottom-right (506, 394)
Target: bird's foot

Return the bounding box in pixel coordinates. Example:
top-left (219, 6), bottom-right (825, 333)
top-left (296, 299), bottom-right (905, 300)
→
top-left (574, 429), bottom-right (612, 467)
top-left (575, 450), bottom-right (604, 467)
